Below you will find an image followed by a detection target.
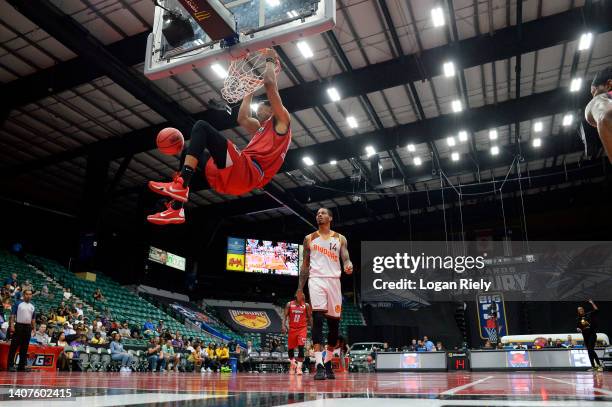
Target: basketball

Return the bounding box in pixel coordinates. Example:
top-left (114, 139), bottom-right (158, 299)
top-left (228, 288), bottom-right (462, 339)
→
top-left (156, 127), bottom-right (184, 155)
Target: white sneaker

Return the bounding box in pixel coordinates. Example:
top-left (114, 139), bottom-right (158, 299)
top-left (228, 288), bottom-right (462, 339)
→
top-left (160, 368), bottom-right (165, 372)
top-left (201, 367), bottom-right (206, 373)
top-left (207, 368), bottom-right (212, 372)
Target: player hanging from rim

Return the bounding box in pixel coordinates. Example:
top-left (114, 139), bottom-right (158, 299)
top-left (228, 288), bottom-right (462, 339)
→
top-left (282, 290), bottom-right (312, 375)
top-left (147, 48), bottom-right (291, 224)
top-left (297, 208), bottom-right (353, 380)
top-left (585, 67), bottom-right (612, 162)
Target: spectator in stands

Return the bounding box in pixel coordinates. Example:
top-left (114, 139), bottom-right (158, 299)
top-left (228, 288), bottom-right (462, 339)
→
top-left (110, 333), bottom-right (133, 372)
top-left (118, 322), bottom-right (131, 338)
top-left (56, 332), bottom-right (71, 371)
top-left (4, 273), bottom-right (18, 289)
top-left (496, 342), bottom-right (504, 350)
top-left (157, 320), bottom-right (165, 334)
top-left (130, 324), bottom-right (142, 340)
top-left (63, 287), bottom-right (72, 301)
top-left (143, 319), bottom-right (156, 338)
top-left (554, 338), bottom-right (564, 348)
top-left (2, 294), bottom-right (12, 323)
top-left (513, 342), bottom-right (527, 350)
top-left (33, 323), bottom-right (51, 345)
top-left (74, 302), bottom-right (84, 318)
top-left (206, 343), bottom-right (219, 372)
top-left (416, 340), bottom-right (426, 352)
top-left (93, 288), bottom-right (104, 302)
top-left (217, 343), bottom-right (230, 368)
top-left (565, 335), bottom-right (574, 348)
top-left (63, 322), bottom-right (76, 338)
top-left (99, 325), bottom-right (108, 341)
top-left (147, 337), bottom-right (165, 372)
top-left (483, 340), bottom-right (493, 349)
top-left (423, 336), bottom-right (435, 351)
top-left (172, 332), bottom-right (184, 350)
top-left (238, 340), bottom-right (254, 373)
top-left (90, 332), bottom-right (106, 346)
top-left (436, 341), bottom-right (445, 351)
top-left (161, 337), bottom-right (180, 372)
top-left (186, 343), bottom-right (200, 371)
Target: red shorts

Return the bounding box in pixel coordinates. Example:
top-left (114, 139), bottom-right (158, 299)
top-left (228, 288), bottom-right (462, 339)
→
top-left (205, 141), bottom-right (264, 196)
top-left (288, 326), bottom-right (308, 350)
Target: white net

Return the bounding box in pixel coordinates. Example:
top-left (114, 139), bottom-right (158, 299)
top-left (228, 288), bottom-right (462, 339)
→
top-left (221, 50), bottom-right (281, 104)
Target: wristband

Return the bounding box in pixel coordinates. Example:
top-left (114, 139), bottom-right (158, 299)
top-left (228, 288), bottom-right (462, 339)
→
top-left (265, 57), bottom-right (275, 63)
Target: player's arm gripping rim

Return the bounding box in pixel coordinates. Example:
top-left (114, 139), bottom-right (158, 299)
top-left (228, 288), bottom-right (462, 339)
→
top-left (237, 92), bottom-right (260, 134)
top-left (282, 301), bottom-right (290, 334)
top-left (340, 234), bottom-right (353, 274)
top-left (262, 48), bottom-right (290, 133)
top-left (297, 235), bottom-right (311, 292)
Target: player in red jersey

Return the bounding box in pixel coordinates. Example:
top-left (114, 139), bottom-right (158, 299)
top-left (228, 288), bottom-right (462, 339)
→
top-left (282, 290), bottom-right (312, 375)
top-left (147, 48), bottom-right (291, 224)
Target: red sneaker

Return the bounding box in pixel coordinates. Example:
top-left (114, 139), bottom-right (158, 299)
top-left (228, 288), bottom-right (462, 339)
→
top-left (148, 174), bottom-right (189, 202)
top-left (147, 202), bottom-right (185, 225)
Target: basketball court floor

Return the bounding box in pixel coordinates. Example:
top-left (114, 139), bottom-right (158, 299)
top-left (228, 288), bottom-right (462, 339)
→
top-left (0, 371), bottom-right (611, 406)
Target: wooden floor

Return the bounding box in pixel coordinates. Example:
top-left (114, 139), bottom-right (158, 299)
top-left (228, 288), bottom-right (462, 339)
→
top-left (0, 370), bottom-right (611, 406)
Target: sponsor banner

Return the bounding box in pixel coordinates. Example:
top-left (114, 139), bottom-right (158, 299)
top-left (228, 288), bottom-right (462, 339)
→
top-left (476, 293), bottom-right (508, 342)
top-left (214, 306), bottom-right (282, 333)
top-left (361, 241), bottom-right (612, 302)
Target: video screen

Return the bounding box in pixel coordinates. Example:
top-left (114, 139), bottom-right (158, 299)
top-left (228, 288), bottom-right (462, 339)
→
top-left (506, 350), bottom-right (531, 368)
top-left (244, 239), bottom-right (299, 276)
top-left (148, 246), bottom-right (186, 271)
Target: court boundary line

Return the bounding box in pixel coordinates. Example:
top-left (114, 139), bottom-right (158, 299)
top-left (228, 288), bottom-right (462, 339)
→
top-left (537, 375), bottom-right (612, 397)
top-left (440, 375), bottom-right (494, 395)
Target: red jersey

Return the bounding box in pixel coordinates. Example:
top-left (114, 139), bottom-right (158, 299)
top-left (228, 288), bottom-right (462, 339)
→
top-left (205, 118), bottom-right (291, 195)
top-left (243, 118), bottom-right (292, 185)
top-left (288, 300), bottom-right (308, 330)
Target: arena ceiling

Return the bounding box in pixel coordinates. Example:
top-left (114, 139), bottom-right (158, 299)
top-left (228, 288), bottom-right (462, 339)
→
top-left (0, 0), bottom-right (611, 228)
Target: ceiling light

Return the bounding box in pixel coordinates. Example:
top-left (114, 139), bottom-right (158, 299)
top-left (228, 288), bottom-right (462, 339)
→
top-left (489, 129), bottom-right (498, 140)
top-left (407, 144), bottom-right (416, 152)
top-left (562, 114), bottom-right (573, 126)
top-left (365, 145), bottom-right (376, 157)
top-left (302, 156), bottom-right (314, 166)
top-left (570, 77), bottom-right (582, 92)
top-left (211, 63), bottom-right (228, 79)
top-left (327, 87), bottom-right (340, 102)
top-left (330, 160), bottom-right (337, 165)
top-left (443, 61), bottom-right (455, 77)
top-left (578, 32), bottom-right (593, 51)
top-left (451, 152), bottom-right (460, 161)
top-left (346, 116), bottom-right (358, 128)
top-left (413, 156), bottom-right (422, 166)
top-left (296, 41), bottom-right (313, 58)
top-left (458, 130), bottom-right (468, 142)
top-left (491, 146), bottom-right (499, 156)
top-left (533, 121), bottom-right (543, 132)
top-left (447, 136), bottom-right (456, 147)
top-left (431, 7), bottom-right (445, 27)
top-left (266, 0), bottom-right (280, 7)
top-left (451, 99), bottom-right (462, 113)
top-left (532, 138), bottom-right (542, 148)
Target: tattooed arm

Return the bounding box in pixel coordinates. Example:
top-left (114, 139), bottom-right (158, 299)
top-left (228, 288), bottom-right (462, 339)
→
top-left (340, 234), bottom-right (353, 274)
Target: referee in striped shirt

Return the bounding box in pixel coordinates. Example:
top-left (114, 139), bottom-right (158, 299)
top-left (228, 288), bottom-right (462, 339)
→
top-left (8, 289), bottom-right (36, 372)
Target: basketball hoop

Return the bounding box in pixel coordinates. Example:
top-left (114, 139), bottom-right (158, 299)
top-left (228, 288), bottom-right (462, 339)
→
top-left (221, 49), bottom-right (281, 104)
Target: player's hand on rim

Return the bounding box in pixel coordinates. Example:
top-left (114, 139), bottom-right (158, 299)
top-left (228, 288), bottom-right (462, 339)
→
top-left (262, 48), bottom-right (277, 60)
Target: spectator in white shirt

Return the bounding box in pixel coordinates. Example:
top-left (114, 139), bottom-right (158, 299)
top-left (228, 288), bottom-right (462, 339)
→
top-left (63, 287), bottom-right (72, 301)
top-left (74, 303), bottom-right (84, 317)
top-left (33, 324), bottom-right (51, 345)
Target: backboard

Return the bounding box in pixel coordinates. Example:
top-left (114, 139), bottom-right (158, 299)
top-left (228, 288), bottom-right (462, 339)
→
top-left (144, 0), bottom-right (336, 80)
